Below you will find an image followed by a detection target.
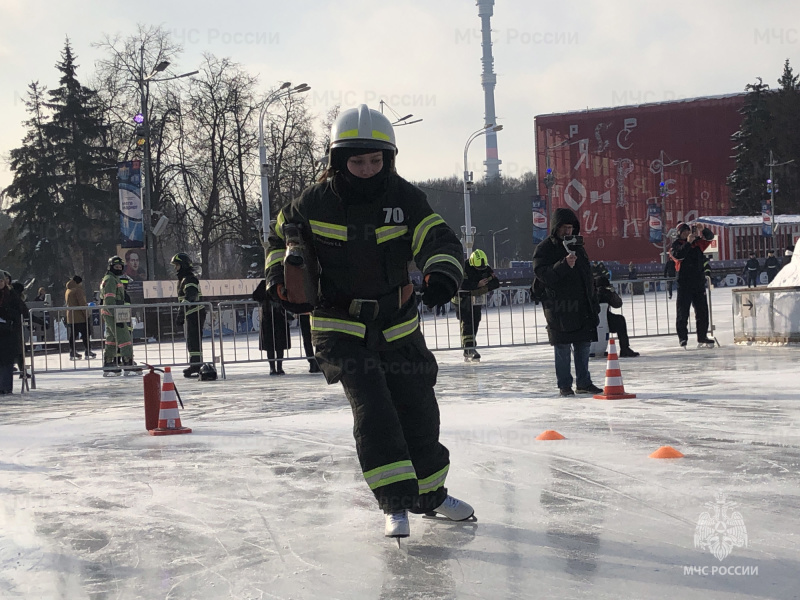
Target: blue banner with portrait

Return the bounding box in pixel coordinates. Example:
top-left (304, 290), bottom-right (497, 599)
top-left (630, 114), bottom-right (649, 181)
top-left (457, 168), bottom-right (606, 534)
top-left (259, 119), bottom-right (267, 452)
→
top-left (648, 203), bottom-right (662, 244)
top-left (118, 160), bottom-right (144, 248)
top-left (761, 200), bottom-right (773, 237)
top-left (532, 195), bottom-right (548, 245)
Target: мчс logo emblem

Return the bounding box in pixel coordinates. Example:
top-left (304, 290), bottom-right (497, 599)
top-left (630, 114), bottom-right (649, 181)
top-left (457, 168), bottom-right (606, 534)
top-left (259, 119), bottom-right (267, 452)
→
top-left (694, 493), bottom-right (748, 561)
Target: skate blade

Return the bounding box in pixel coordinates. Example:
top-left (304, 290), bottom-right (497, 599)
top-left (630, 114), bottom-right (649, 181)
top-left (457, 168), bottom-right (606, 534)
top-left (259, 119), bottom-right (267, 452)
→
top-left (423, 512), bottom-right (478, 523)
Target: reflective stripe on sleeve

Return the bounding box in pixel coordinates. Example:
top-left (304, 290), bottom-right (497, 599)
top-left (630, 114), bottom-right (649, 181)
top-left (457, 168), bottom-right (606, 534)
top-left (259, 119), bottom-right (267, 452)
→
top-left (310, 220), bottom-right (348, 241)
top-left (266, 249), bottom-right (285, 268)
top-left (375, 225), bottom-right (408, 244)
top-left (382, 315), bottom-right (419, 343)
top-left (310, 316), bottom-right (366, 338)
top-left (423, 254), bottom-right (465, 277)
top-left (363, 460), bottom-right (417, 490)
top-left (418, 464), bottom-right (449, 494)
top-left (275, 211), bottom-right (286, 240)
top-left (412, 213), bottom-right (446, 256)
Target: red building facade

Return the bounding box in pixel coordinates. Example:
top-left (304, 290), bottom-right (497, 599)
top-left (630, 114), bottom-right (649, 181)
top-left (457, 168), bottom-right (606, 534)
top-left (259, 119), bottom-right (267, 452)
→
top-left (535, 94), bottom-right (745, 263)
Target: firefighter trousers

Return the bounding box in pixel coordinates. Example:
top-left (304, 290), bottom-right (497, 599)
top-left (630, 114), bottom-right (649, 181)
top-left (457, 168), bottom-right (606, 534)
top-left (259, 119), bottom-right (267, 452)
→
top-left (457, 303), bottom-right (483, 349)
top-left (103, 318), bottom-right (132, 362)
top-left (315, 332), bottom-right (450, 514)
top-left (185, 310), bottom-right (206, 365)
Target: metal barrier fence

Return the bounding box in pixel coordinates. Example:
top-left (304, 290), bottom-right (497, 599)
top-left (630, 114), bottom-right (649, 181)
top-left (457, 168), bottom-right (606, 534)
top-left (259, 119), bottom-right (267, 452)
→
top-left (26, 302), bottom-right (217, 386)
top-left (732, 285), bottom-right (800, 343)
top-left (24, 278), bottom-right (715, 378)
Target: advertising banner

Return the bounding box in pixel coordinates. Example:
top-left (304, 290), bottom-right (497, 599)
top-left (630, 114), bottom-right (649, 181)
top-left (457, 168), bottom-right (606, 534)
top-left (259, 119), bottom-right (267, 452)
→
top-left (118, 160), bottom-right (144, 248)
top-left (648, 203), bottom-right (662, 244)
top-left (531, 195), bottom-right (548, 245)
top-left (761, 199), bottom-right (773, 237)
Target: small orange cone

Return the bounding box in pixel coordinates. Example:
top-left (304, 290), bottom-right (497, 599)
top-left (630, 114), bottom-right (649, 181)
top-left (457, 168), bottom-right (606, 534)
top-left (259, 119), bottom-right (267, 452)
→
top-left (649, 446), bottom-right (684, 459)
top-left (536, 430), bottom-right (565, 440)
top-left (593, 337), bottom-right (636, 399)
top-left (149, 367), bottom-right (192, 436)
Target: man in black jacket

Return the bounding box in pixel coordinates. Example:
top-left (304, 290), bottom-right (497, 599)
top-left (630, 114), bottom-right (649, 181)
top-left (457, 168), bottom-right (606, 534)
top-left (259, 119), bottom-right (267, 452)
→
top-left (533, 208), bottom-right (602, 397)
top-left (744, 252), bottom-right (760, 287)
top-left (672, 222), bottom-right (715, 348)
top-left (764, 250), bottom-right (781, 282)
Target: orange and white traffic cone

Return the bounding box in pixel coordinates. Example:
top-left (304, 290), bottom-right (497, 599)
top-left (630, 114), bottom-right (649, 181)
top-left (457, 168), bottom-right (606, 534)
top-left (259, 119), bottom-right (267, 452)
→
top-left (593, 337), bottom-right (636, 400)
top-left (149, 367), bottom-right (192, 436)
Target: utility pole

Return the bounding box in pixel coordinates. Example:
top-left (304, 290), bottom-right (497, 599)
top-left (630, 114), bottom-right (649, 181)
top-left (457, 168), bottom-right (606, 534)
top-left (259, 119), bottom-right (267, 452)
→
top-left (766, 150), bottom-right (795, 251)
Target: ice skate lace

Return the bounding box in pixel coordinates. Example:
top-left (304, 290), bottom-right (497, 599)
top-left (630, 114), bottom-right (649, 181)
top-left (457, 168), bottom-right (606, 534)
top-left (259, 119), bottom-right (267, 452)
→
top-left (441, 496), bottom-right (459, 510)
top-left (387, 511), bottom-right (408, 523)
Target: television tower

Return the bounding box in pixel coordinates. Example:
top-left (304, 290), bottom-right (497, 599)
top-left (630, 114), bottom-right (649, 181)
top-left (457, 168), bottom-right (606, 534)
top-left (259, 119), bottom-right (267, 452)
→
top-left (476, 0), bottom-right (501, 178)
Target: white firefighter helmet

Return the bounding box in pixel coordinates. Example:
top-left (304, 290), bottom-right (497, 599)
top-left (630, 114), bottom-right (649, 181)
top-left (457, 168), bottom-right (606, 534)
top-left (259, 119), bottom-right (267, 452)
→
top-left (329, 104), bottom-right (397, 154)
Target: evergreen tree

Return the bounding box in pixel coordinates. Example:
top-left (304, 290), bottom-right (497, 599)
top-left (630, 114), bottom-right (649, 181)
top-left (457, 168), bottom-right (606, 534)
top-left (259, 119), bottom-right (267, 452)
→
top-left (3, 81), bottom-right (63, 286)
top-left (772, 59), bottom-right (800, 215)
top-left (727, 78), bottom-right (773, 216)
top-left (43, 39), bottom-right (117, 282)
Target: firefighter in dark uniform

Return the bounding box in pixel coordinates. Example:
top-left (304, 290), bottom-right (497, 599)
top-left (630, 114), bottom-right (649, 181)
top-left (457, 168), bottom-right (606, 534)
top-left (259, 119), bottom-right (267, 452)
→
top-left (171, 253), bottom-right (206, 378)
top-left (455, 249), bottom-right (500, 361)
top-left (764, 250), bottom-right (781, 282)
top-left (744, 252), bottom-right (760, 287)
top-left (264, 104), bottom-right (474, 538)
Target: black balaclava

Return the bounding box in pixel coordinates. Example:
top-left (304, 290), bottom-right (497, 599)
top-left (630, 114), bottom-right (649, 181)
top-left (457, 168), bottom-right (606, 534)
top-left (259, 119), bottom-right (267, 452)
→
top-left (332, 148), bottom-right (393, 204)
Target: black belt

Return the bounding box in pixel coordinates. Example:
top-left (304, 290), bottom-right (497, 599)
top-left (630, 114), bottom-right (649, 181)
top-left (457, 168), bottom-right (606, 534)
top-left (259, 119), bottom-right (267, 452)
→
top-left (331, 285), bottom-right (411, 322)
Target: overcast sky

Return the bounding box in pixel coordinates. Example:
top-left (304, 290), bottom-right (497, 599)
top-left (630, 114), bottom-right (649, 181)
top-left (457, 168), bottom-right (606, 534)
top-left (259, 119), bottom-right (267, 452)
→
top-left (1, 0), bottom-right (799, 194)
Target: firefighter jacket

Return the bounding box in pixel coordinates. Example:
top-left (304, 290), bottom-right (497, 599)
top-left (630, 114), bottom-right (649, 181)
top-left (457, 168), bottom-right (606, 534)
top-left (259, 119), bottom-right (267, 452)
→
top-left (100, 271), bottom-right (125, 323)
top-left (265, 174), bottom-right (464, 350)
top-left (456, 264), bottom-right (500, 306)
top-left (177, 269), bottom-right (203, 316)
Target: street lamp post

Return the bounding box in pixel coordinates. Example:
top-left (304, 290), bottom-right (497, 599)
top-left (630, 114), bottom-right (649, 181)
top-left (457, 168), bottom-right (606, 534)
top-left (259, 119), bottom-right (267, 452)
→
top-left (543, 138), bottom-right (569, 220)
top-left (766, 150), bottom-right (795, 249)
top-left (137, 47), bottom-right (198, 279)
top-left (655, 151), bottom-right (688, 264)
top-left (258, 82), bottom-right (311, 246)
top-left (463, 124), bottom-right (503, 255)
top-left (489, 227), bottom-right (509, 268)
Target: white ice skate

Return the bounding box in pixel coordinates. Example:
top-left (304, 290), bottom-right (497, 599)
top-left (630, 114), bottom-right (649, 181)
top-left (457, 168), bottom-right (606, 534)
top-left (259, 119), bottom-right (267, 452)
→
top-left (425, 495), bottom-right (476, 522)
top-left (384, 510), bottom-right (410, 538)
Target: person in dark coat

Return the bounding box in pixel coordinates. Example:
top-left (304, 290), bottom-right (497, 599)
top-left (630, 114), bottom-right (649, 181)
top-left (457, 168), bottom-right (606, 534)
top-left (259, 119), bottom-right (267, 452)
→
top-left (0, 274), bottom-right (21, 394)
top-left (672, 222), bottom-right (715, 347)
top-left (296, 313), bottom-right (321, 373)
top-left (595, 275), bottom-right (639, 357)
top-left (664, 255), bottom-right (677, 299)
top-left (764, 250), bottom-right (781, 283)
top-left (533, 208), bottom-right (602, 397)
top-left (253, 279), bottom-right (291, 375)
top-left (2, 272), bottom-right (30, 378)
top-left (744, 252), bottom-right (760, 287)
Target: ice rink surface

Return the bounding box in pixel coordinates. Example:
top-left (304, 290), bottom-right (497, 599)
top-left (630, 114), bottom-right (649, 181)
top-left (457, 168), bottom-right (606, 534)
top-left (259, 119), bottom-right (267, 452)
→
top-left (1, 290), bottom-right (799, 599)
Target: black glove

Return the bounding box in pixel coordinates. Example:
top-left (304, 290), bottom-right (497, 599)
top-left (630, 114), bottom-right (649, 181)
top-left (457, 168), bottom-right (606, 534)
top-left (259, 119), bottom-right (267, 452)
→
top-left (176, 312), bottom-right (185, 327)
top-left (421, 273), bottom-right (456, 308)
top-left (267, 280), bottom-right (314, 314)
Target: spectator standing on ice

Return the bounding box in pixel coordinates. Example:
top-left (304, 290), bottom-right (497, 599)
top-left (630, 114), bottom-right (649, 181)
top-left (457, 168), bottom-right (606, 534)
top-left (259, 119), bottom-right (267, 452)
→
top-left (0, 275), bottom-right (20, 394)
top-left (744, 252), bottom-right (760, 287)
top-left (533, 208), bottom-right (602, 397)
top-left (671, 222), bottom-right (715, 348)
top-left (764, 250), bottom-right (781, 283)
top-left (65, 275), bottom-right (95, 360)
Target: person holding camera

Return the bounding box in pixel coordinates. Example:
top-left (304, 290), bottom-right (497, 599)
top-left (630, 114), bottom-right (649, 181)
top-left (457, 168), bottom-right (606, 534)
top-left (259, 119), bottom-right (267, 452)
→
top-left (671, 222), bottom-right (715, 348)
top-left (533, 208), bottom-right (602, 397)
